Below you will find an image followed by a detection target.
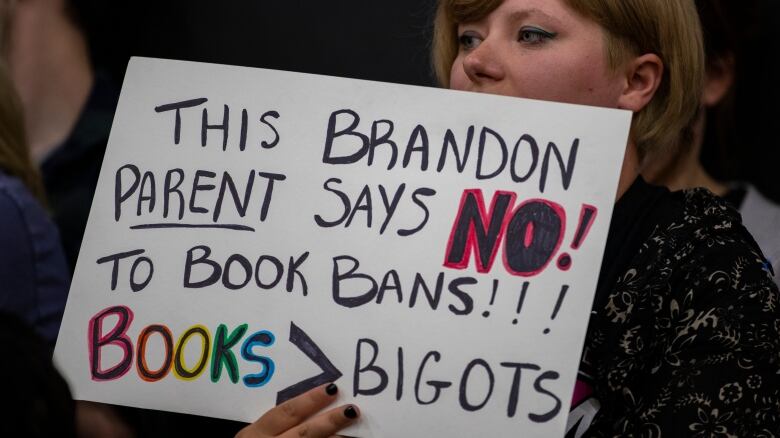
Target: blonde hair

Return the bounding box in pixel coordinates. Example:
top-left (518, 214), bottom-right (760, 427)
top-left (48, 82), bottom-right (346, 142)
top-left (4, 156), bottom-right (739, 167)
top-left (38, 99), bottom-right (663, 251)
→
top-left (432, 0), bottom-right (705, 159)
top-left (0, 61), bottom-right (48, 204)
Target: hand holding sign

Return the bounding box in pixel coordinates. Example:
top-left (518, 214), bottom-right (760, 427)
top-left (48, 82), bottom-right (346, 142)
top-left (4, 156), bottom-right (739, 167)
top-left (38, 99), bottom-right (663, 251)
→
top-left (236, 384), bottom-right (359, 438)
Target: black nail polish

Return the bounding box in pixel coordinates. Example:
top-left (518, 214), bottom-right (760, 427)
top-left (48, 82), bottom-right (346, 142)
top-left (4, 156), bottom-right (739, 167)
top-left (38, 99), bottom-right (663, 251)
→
top-left (344, 405), bottom-right (358, 419)
top-left (326, 383), bottom-right (338, 396)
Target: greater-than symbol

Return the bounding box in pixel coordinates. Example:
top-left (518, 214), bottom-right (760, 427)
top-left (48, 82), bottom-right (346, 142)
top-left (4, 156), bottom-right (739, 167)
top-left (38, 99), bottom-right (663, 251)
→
top-left (275, 321), bottom-right (343, 405)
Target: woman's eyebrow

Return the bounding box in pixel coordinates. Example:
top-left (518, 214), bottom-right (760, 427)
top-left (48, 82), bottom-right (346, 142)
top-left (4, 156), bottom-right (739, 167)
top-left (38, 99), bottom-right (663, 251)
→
top-left (507, 8), bottom-right (563, 26)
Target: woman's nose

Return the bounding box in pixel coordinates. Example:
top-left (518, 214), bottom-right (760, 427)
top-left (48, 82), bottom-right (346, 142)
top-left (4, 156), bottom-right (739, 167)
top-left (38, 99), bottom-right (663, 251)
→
top-left (462, 41), bottom-right (506, 84)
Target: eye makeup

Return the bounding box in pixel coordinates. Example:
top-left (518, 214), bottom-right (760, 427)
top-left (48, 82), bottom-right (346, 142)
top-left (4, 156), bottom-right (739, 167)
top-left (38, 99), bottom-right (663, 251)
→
top-left (517, 26), bottom-right (557, 45)
top-left (458, 30), bottom-right (483, 51)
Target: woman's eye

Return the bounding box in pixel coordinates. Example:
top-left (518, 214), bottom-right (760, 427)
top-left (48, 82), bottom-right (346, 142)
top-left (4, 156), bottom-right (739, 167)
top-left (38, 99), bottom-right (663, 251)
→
top-left (458, 32), bottom-right (482, 50)
top-left (518, 27), bottom-right (556, 45)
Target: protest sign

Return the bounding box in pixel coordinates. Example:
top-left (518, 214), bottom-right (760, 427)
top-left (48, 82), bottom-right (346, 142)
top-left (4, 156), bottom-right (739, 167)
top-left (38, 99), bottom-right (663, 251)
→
top-left (53, 57), bottom-right (631, 437)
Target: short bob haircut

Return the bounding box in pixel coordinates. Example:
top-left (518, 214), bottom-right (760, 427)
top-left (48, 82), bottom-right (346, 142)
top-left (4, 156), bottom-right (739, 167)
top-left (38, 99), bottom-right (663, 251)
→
top-left (432, 0), bottom-right (705, 159)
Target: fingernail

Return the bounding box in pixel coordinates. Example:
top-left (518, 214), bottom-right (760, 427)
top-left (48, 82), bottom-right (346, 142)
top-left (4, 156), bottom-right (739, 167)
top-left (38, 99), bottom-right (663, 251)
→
top-left (344, 405), bottom-right (358, 419)
top-left (326, 383), bottom-right (338, 396)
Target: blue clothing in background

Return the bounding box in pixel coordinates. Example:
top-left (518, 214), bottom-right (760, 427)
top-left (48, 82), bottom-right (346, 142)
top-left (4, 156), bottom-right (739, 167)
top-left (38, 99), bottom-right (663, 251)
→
top-left (0, 171), bottom-right (70, 347)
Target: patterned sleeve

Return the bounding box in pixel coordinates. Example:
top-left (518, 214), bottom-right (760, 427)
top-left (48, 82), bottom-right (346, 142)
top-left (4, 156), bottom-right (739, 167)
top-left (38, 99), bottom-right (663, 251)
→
top-left (614, 223), bottom-right (780, 437)
top-left (586, 189), bottom-right (780, 438)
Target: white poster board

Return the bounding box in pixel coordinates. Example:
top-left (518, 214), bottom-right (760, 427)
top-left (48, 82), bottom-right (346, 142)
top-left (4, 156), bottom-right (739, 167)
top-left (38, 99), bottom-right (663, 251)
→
top-left (54, 57), bottom-right (630, 437)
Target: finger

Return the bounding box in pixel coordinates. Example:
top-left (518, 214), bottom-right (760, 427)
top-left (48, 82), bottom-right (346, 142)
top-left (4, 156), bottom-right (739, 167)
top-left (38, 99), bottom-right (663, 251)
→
top-left (282, 404), bottom-right (360, 438)
top-left (252, 383), bottom-right (340, 435)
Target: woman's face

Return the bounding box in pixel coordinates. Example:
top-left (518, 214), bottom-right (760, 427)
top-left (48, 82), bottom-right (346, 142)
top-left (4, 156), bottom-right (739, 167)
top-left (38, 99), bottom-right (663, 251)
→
top-left (450, 0), bottom-right (647, 199)
top-left (449, 0), bottom-right (624, 108)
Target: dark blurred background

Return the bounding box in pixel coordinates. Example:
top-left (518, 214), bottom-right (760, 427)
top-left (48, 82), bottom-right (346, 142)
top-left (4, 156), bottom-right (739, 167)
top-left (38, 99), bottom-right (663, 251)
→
top-left (76, 1), bottom-right (438, 86)
top-left (74, 0), bottom-right (779, 199)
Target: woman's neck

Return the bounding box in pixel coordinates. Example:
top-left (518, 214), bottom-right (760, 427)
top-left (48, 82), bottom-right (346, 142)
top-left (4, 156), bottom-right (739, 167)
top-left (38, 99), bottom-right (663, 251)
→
top-left (616, 141), bottom-right (640, 201)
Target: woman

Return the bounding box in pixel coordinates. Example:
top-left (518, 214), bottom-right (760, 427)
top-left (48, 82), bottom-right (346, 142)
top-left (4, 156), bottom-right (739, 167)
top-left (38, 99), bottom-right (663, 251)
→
top-left (237, 0), bottom-right (780, 436)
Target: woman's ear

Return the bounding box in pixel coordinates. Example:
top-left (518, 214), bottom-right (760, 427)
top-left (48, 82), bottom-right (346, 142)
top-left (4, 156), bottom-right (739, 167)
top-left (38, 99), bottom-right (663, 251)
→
top-left (617, 54), bottom-right (664, 112)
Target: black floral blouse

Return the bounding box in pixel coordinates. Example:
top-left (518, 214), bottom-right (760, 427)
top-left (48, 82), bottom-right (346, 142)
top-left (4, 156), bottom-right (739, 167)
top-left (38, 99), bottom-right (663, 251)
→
top-left (576, 178), bottom-right (780, 437)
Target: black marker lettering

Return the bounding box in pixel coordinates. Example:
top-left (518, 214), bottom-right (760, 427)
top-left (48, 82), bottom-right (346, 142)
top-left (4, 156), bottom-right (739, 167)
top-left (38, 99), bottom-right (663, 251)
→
top-left (332, 255), bottom-right (377, 308)
top-left (345, 185), bottom-right (372, 228)
top-left (459, 359), bottom-right (494, 412)
top-left (222, 254), bottom-right (253, 290)
top-left (369, 119), bottom-right (398, 170)
top-left (476, 127), bottom-right (508, 180)
top-left (323, 109), bottom-right (368, 165)
top-left (437, 126), bottom-right (474, 173)
top-left (353, 338), bottom-right (388, 396)
top-left (115, 164), bottom-right (140, 221)
top-left (254, 255), bottom-right (283, 289)
top-left (378, 184), bottom-right (405, 235)
top-left (214, 170), bottom-right (255, 222)
top-left (189, 170), bottom-right (216, 214)
top-left (398, 187), bottom-right (436, 237)
top-left (286, 252), bottom-right (309, 296)
top-left (376, 270), bottom-right (403, 304)
top-left (447, 277), bottom-right (476, 315)
top-left (510, 134), bottom-right (539, 183)
top-left (314, 178), bottom-right (351, 228)
top-left (408, 272), bottom-right (444, 310)
top-left (137, 171), bottom-right (156, 216)
top-left (184, 245), bottom-right (221, 288)
top-left (163, 168), bottom-right (185, 220)
top-left (259, 110), bottom-right (280, 149)
top-left (415, 351), bottom-right (451, 405)
top-left (500, 362), bottom-right (541, 418)
top-left (529, 371), bottom-right (561, 423)
top-left (257, 172), bottom-right (287, 222)
top-left (154, 98), bottom-right (208, 145)
top-left (540, 139), bottom-right (578, 192)
top-left (201, 104), bottom-right (229, 150)
top-left (96, 249), bottom-right (146, 291)
top-left (402, 124), bottom-right (429, 171)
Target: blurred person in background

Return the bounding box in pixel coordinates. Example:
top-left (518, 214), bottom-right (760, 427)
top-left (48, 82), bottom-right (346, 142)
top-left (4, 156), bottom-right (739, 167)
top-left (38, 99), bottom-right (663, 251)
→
top-left (0, 38), bottom-right (79, 438)
top-left (2, 0), bottom-right (118, 273)
top-left (643, 0), bottom-right (780, 285)
top-left (0, 3), bottom-right (134, 436)
top-left (0, 57), bottom-right (68, 350)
